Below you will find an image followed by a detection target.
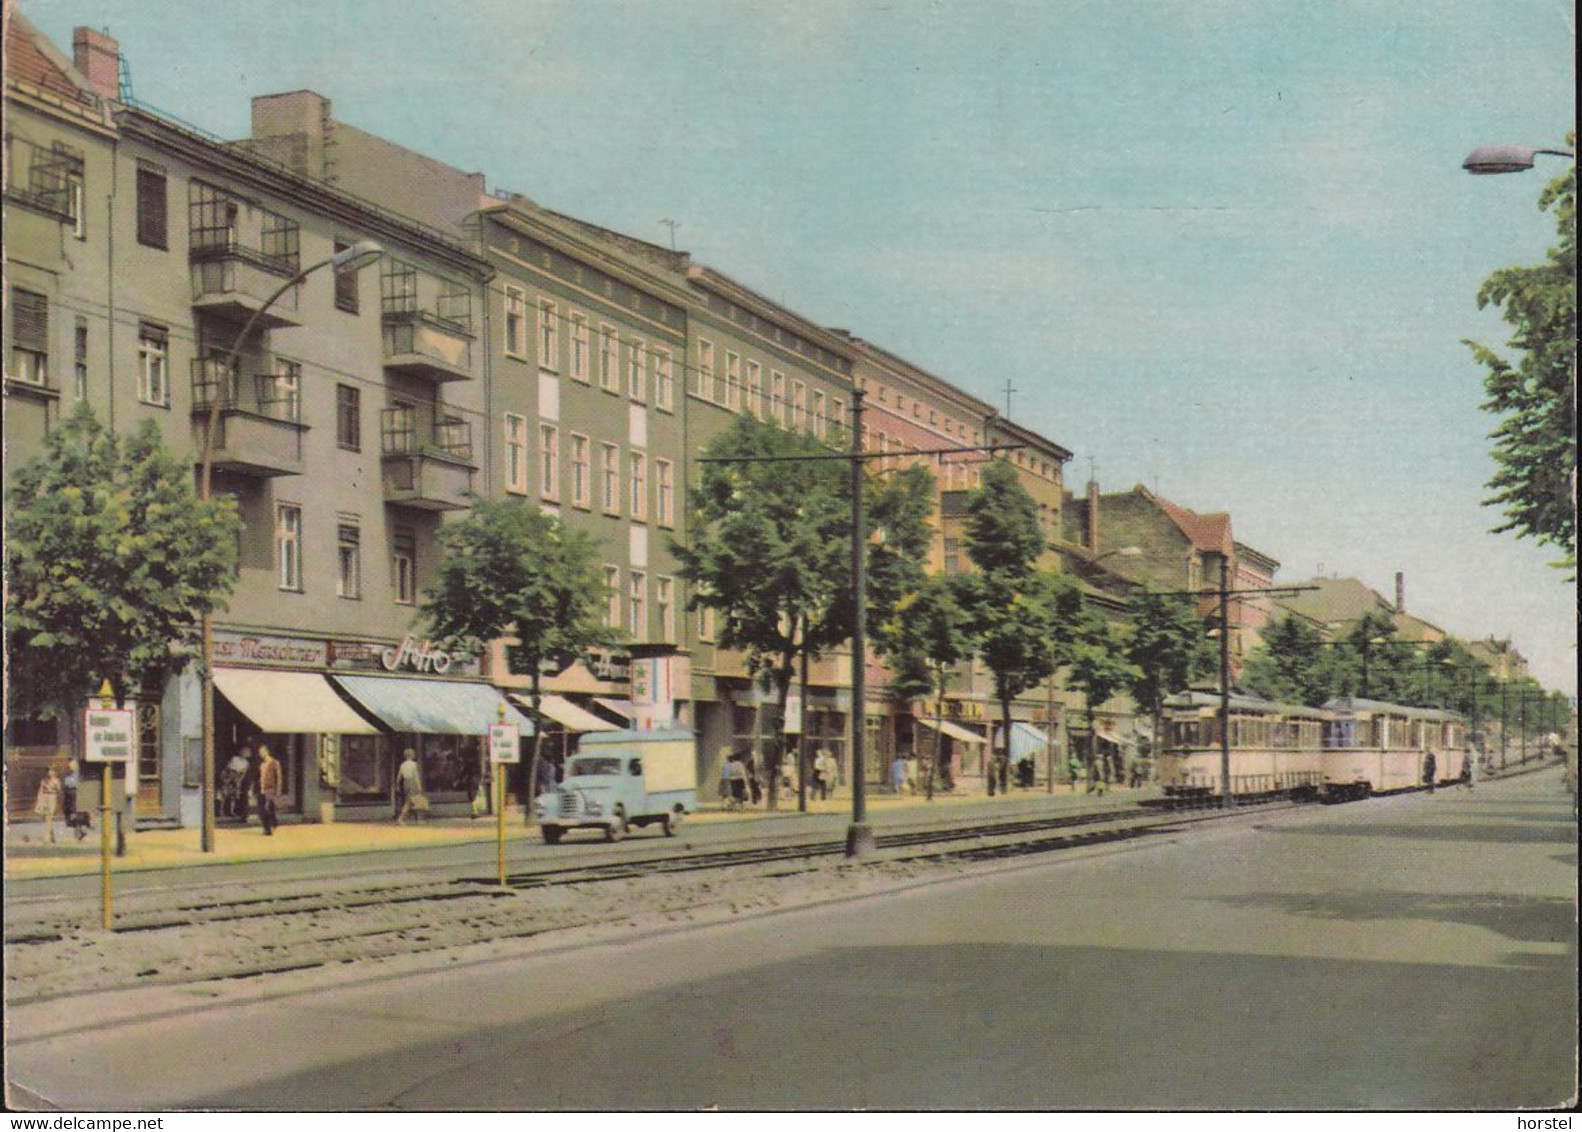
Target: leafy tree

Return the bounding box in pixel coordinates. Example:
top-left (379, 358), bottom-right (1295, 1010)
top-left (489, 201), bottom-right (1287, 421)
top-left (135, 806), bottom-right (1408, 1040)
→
top-left (954, 460), bottom-right (1086, 794)
top-left (1242, 613), bottom-right (1332, 707)
top-left (883, 573), bottom-right (972, 799)
top-left (1067, 612), bottom-right (1141, 784)
top-left (676, 416), bottom-right (851, 809)
top-left (1124, 589), bottom-right (1213, 756)
top-left (5, 405), bottom-right (239, 736)
top-left (420, 499), bottom-right (612, 820)
top-left (1464, 133), bottom-right (1577, 575)
top-left (1339, 610), bottom-right (1409, 702)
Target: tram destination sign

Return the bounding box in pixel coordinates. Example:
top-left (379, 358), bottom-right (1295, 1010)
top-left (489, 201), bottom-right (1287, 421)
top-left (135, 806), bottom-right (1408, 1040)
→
top-left (83, 708), bottom-right (135, 763)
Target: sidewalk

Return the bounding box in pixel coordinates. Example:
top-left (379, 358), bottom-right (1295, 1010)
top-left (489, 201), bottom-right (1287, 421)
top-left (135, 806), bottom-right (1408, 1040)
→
top-left (3, 780), bottom-right (1146, 880)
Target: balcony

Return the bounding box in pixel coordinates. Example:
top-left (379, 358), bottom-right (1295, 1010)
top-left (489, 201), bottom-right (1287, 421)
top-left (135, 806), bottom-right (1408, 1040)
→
top-left (191, 361), bottom-right (306, 477)
top-left (189, 244), bottom-right (302, 328)
top-left (381, 309), bottom-right (474, 383)
top-left (381, 412), bottom-right (476, 511)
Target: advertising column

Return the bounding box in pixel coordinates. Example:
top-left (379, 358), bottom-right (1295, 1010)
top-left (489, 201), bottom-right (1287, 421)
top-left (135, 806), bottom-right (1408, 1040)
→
top-left (630, 644), bottom-right (689, 732)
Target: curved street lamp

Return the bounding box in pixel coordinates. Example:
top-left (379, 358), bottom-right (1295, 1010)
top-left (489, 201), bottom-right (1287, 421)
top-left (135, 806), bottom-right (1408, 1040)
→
top-left (197, 240), bottom-right (384, 851)
top-left (1462, 144), bottom-right (1574, 175)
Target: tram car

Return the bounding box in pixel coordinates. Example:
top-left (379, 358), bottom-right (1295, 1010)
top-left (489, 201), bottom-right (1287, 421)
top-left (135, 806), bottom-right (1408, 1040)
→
top-left (1157, 691), bottom-right (1329, 802)
top-left (1320, 697), bottom-right (1467, 800)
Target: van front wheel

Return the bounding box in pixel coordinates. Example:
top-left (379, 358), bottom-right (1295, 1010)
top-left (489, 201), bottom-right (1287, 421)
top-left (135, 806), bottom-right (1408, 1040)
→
top-left (663, 809), bottom-right (683, 837)
top-left (605, 809), bottom-right (627, 842)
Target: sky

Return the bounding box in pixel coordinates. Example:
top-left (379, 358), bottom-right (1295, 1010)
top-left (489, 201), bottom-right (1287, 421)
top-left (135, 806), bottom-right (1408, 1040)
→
top-left (20, 0), bottom-right (1578, 695)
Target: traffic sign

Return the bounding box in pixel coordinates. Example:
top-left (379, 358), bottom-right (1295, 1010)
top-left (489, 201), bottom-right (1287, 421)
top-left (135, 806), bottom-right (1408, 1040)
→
top-left (83, 708), bottom-right (135, 763)
top-left (489, 722), bottom-right (520, 763)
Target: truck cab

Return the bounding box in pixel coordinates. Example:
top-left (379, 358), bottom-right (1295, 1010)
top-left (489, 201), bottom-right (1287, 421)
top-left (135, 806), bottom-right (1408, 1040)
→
top-left (534, 728), bottom-right (696, 844)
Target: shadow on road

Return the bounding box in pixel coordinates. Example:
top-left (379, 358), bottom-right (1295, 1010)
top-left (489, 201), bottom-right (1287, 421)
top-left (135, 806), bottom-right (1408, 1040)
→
top-left (1207, 889), bottom-right (1575, 948)
top-left (1269, 821), bottom-right (1574, 846)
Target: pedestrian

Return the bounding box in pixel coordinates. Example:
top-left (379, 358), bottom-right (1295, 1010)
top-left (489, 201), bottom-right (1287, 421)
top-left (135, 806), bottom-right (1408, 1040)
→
top-left (1068, 755), bottom-right (1083, 794)
top-left (1460, 751), bottom-right (1474, 791)
top-left (905, 753), bottom-right (920, 796)
top-left (61, 760), bottom-right (89, 840)
top-left (745, 753), bottom-right (762, 806)
top-left (396, 748), bottom-right (424, 823)
top-left (718, 756), bottom-right (734, 809)
top-left (33, 764), bottom-right (62, 843)
top-left (255, 744), bottom-right (282, 835)
top-left (222, 747), bottom-right (249, 819)
top-left (1423, 750), bottom-right (1437, 794)
top-left (890, 753), bottom-right (907, 795)
top-left (1090, 758), bottom-right (1107, 796)
top-left (998, 754), bottom-right (1010, 795)
top-left (817, 749), bottom-right (837, 801)
top-left (727, 755), bottom-right (748, 810)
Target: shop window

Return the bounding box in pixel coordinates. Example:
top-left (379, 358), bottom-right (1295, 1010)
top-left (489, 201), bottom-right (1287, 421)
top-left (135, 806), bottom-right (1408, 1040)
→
top-left (338, 734), bottom-right (390, 800)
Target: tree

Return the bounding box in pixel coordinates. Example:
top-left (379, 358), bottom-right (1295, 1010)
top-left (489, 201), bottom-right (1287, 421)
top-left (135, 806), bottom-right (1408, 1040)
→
top-left (676, 416), bottom-right (850, 809)
top-left (1067, 611), bottom-right (1141, 784)
top-left (420, 499), bottom-right (612, 820)
top-left (954, 460), bottom-right (1085, 794)
top-left (1464, 133), bottom-right (1577, 575)
top-left (1124, 589), bottom-right (1213, 761)
top-left (1242, 613), bottom-right (1331, 707)
top-left (883, 573), bottom-right (971, 799)
top-left (5, 404), bottom-right (239, 735)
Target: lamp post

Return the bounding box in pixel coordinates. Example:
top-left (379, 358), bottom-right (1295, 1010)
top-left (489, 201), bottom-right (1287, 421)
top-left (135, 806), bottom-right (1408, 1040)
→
top-left (197, 240), bottom-right (383, 851)
top-left (1462, 144), bottom-right (1575, 175)
top-left (845, 388), bottom-right (873, 857)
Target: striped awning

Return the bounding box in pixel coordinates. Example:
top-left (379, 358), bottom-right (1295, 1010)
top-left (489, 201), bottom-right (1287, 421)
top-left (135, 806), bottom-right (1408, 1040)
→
top-left (916, 717), bottom-right (987, 744)
top-left (329, 674), bottom-right (531, 735)
top-left (214, 668), bottom-right (378, 735)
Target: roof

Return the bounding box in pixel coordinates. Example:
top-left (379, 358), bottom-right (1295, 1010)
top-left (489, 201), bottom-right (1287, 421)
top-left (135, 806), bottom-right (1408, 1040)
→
top-left (6, 15), bottom-right (97, 108)
top-left (1148, 489), bottom-right (1233, 555)
top-left (1277, 576), bottom-right (1392, 628)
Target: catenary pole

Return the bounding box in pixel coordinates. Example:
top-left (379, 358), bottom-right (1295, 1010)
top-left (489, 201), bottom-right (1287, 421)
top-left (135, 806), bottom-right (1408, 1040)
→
top-left (846, 389), bottom-right (873, 856)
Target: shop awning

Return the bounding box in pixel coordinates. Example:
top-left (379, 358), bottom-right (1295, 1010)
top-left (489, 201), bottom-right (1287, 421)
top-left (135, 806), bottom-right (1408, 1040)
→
top-left (511, 694), bottom-right (618, 733)
top-left (593, 697), bottom-right (633, 722)
top-left (215, 668), bottom-right (379, 734)
top-left (1010, 721), bottom-right (1052, 759)
top-left (329, 675), bottom-right (531, 736)
top-left (916, 717), bottom-right (987, 744)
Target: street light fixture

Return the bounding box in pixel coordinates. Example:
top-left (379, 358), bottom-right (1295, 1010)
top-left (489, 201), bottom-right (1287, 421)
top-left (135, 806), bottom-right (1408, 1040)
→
top-left (197, 239), bottom-right (384, 852)
top-left (1462, 144), bottom-right (1574, 175)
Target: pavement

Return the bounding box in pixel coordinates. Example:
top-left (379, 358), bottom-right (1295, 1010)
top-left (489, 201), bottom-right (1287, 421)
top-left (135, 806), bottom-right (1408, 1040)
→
top-left (2, 777), bottom-right (1150, 880)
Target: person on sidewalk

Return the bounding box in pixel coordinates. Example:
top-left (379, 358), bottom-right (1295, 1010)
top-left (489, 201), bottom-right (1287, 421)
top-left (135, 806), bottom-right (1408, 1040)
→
top-left (1460, 751), bottom-right (1474, 791)
top-left (1068, 755), bottom-right (1083, 794)
top-left (396, 749), bottom-right (424, 824)
top-left (890, 753), bottom-right (908, 795)
top-left (727, 755), bottom-right (748, 810)
top-left (1423, 750), bottom-right (1437, 794)
top-left (257, 744), bottom-right (282, 835)
top-left (33, 764), bottom-right (62, 843)
top-left (223, 747), bottom-right (250, 820)
top-left (61, 760), bottom-right (90, 840)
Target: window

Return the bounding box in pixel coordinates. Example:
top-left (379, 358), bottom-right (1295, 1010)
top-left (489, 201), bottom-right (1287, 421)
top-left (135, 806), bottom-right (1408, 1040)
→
top-left (73, 317), bottom-right (88, 400)
top-left (570, 314), bottom-right (589, 382)
top-left (538, 299), bottom-right (558, 370)
top-left (504, 413), bottom-right (527, 494)
top-left (9, 289), bottom-right (49, 386)
top-left (337, 521), bottom-right (362, 599)
top-left (503, 286), bottom-right (527, 358)
top-left (628, 338), bottom-right (646, 402)
top-left (698, 340), bottom-right (716, 401)
top-left (333, 241), bottom-right (361, 313)
top-left (603, 566), bottom-right (621, 629)
top-left (599, 325), bottom-right (618, 392)
top-left (336, 385), bottom-right (361, 451)
top-left (570, 434), bottom-right (590, 508)
top-left (656, 459), bottom-right (674, 527)
top-left (654, 350), bottom-right (673, 410)
top-left (538, 423), bottom-right (559, 500)
top-left (629, 452), bottom-right (647, 520)
top-left (264, 359), bottom-right (301, 422)
top-left (812, 390), bottom-right (827, 438)
top-left (771, 372), bottom-right (786, 424)
top-left (392, 527), bottom-right (416, 605)
top-left (276, 504), bottom-right (303, 591)
top-left (832, 398), bottom-right (845, 440)
top-left (259, 208), bottom-right (300, 273)
top-left (725, 352), bottom-right (742, 411)
top-left (136, 163), bottom-right (167, 249)
top-left (746, 361), bottom-right (762, 417)
top-left (656, 576), bottom-right (675, 642)
top-left (601, 443), bottom-right (620, 514)
top-left (629, 571), bottom-right (647, 641)
top-left (66, 167), bottom-right (85, 239)
top-left (137, 324), bottom-right (169, 406)
top-left (792, 381), bottom-right (807, 430)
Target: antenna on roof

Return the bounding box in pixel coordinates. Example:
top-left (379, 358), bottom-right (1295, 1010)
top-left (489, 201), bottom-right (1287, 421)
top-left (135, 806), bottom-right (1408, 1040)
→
top-left (659, 219), bottom-right (680, 251)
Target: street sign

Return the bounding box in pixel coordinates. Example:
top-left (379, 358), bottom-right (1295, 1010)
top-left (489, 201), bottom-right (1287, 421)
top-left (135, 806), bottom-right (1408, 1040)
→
top-left (83, 708), bottom-right (134, 763)
top-left (489, 722), bottom-right (520, 763)
top-left (783, 694), bottom-right (803, 735)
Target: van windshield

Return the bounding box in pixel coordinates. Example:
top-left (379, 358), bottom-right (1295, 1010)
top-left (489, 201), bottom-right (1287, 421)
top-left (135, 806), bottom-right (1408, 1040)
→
top-left (566, 758), bottom-right (622, 778)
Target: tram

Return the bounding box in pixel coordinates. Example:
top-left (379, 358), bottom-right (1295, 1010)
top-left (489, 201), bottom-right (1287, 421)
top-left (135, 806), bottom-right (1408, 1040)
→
top-left (1321, 697), bottom-right (1467, 800)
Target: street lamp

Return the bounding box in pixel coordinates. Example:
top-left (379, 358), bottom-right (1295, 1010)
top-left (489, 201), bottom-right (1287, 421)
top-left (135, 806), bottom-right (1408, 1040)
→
top-left (197, 239), bottom-right (384, 851)
top-left (1462, 144), bottom-right (1575, 175)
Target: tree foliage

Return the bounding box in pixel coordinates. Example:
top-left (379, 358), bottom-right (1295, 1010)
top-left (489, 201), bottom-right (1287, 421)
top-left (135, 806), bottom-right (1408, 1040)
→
top-left (1124, 589), bottom-right (1212, 723)
top-left (420, 499), bottom-right (613, 809)
top-left (1242, 613), bottom-right (1332, 707)
top-left (1067, 611), bottom-right (1141, 777)
top-left (5, 404), bottom-right (239, 716)
top-left (1464, 134), bottom-right (1577, 574)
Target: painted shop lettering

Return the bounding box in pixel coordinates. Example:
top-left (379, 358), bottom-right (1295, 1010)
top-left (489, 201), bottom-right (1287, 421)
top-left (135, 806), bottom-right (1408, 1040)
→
top-left (381, 634), bottom-right (457, 674)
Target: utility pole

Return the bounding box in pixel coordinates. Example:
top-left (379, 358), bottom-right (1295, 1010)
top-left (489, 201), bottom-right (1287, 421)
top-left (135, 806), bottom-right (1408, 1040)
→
top-left (1218, 556), bottom-right (1232, 806)
top-left (659, 219), bottom-right (680, 250)
top-left (846, 388), bottom-right (873, 856)
top-left (1500, 679), bottom-right (1509, 768)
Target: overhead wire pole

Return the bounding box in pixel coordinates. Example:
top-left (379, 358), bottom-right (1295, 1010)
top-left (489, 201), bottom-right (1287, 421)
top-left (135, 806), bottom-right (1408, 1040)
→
top-left (699, 431), bottom-right (1023, 856)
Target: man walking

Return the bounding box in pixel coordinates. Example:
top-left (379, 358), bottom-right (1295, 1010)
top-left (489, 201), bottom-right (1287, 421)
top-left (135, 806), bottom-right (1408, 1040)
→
top-left (396, 748), bottom-right (424, 824)
top-left (256, 743), bottom-right (282, 835)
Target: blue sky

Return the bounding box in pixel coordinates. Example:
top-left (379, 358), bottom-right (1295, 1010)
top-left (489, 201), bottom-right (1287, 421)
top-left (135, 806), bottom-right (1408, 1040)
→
top-left (21, 0), bottom-right (1577, 694)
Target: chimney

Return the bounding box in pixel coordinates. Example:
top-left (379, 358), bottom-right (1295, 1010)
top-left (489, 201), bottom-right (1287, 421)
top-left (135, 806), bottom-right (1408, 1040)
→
top-left (1395, 571), bottom-right (1405, 613)
top-left (1085, 480), bottom-right (1100, 552)
top-left (250, 91), bottom-right (334, 178)
top-left (72, 27), bottom-right (120, 101)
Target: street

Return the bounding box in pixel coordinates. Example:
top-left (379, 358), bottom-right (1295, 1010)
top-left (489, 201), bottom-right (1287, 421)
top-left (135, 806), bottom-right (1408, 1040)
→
top-left (5, 768), bottom-right (1575, 1111)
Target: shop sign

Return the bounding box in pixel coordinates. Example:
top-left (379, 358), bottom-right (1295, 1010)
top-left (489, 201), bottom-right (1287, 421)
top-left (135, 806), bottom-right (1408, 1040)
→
top-left (83, 708), bottom-right (134, 762)
top-left (380, 634), bottom-right (475, 675)
top-left (212, 631), bottom-right (327, 669)
top-left (783, 694), bottom-right (803, 735)
top-left (587, 648), bottom-right (631, 683)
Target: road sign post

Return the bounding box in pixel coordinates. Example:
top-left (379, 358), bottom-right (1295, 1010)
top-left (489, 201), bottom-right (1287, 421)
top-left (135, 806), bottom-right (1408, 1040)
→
top-left (490, 719), bottom-right (520, 886)
top-left (84, 700), bottom-right (133, 928)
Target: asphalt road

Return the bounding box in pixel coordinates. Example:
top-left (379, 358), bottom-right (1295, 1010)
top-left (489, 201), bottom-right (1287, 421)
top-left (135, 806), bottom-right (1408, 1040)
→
top-left (6, 769), bottom-right (1575, 1111)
